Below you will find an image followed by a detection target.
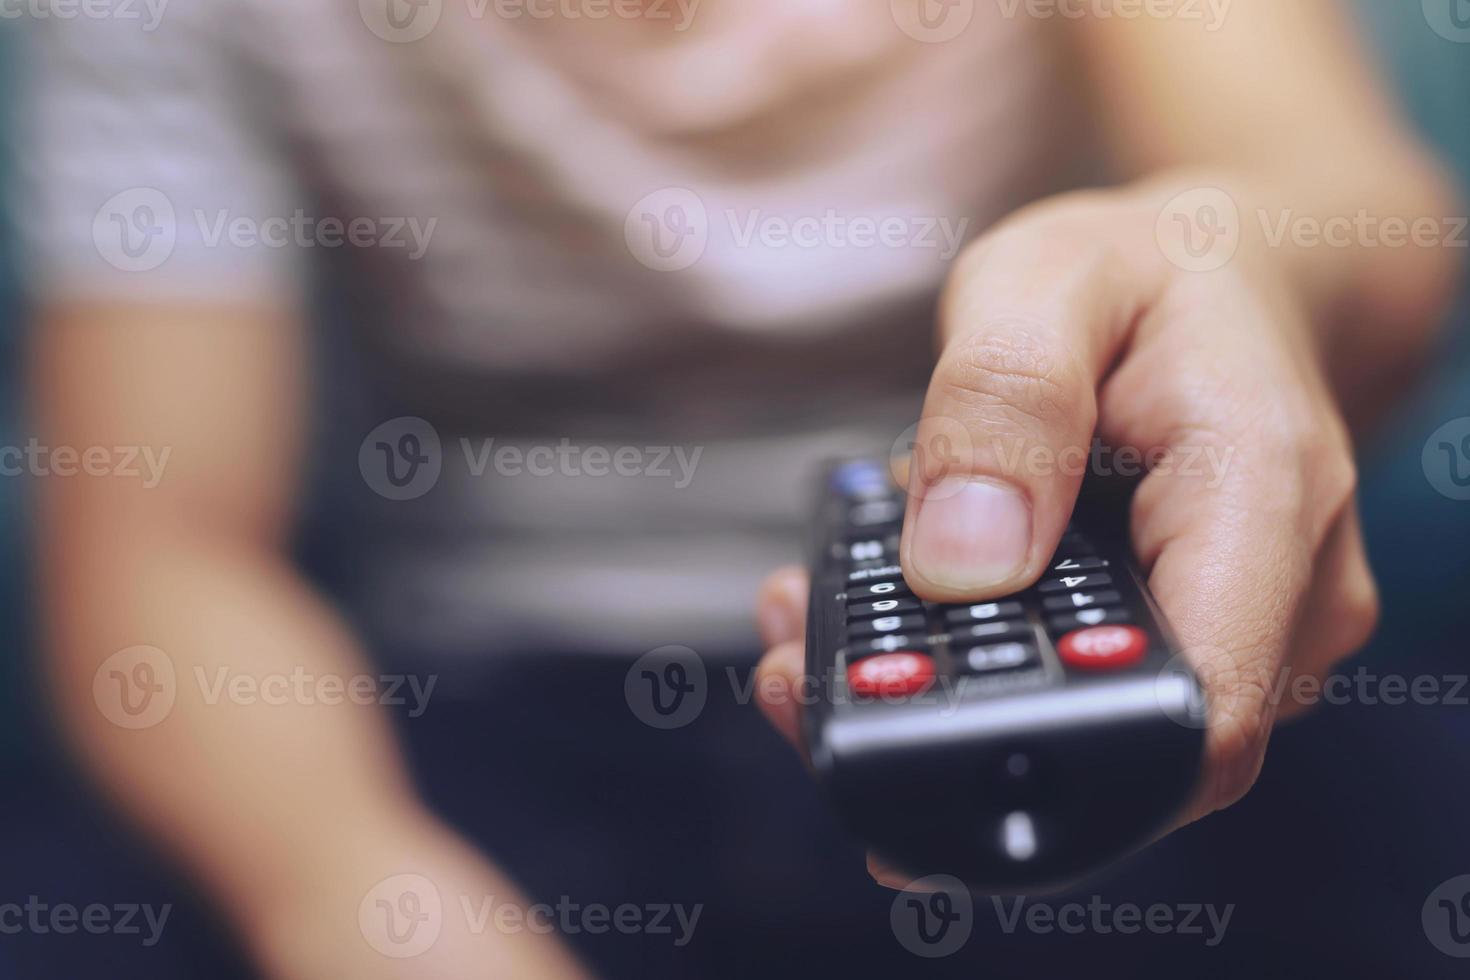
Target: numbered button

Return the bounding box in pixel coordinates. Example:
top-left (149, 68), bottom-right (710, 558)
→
top-left (849, 500), bottom-right (904, 528)
top-left (848, 613), bottom-right (927, 640)
top-left (843, 534), bottom-right (900, 562)
top-left (848, 597), bottom-right (922, 620)
top-left (1039, 572), bottom-right (1113, 594)
top-left (957, 642), bottom-right (1038, 675)
top-left (943, 601), bottom-right (1024, 626)
top-left (850, 634), bottom-right (930, 658)
top-left (949, 620), bottom-right (1032, 645)
top-left (1051, 556), bottom-right (1109, 573)
top-left (1042, 590), bottom-right (1121, 613)
top-left (848, 580), bottom-right (912, 602)
top-left (844, 539), bottom-right (887, 562)
top-left (1048, 608), bottom-right (1131, 633)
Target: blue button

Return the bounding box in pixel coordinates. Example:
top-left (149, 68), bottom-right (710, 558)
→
top-left (830, 460), bottom-right (889, 498)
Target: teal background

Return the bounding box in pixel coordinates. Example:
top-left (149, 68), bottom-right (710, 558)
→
top-left (0, 27), bottom-right (26, 768)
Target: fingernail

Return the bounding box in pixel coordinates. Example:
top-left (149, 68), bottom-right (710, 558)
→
top-left (909, 477), bottom-right (1031, 591)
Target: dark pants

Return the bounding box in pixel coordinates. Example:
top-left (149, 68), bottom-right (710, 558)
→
top-left (394, 650), bottom-right (1470, 979)
top-left (5, 645), bottom-right (1470, 979)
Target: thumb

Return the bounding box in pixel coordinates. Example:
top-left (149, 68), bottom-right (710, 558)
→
top-left (900, 227), bottom-right (1161, 602)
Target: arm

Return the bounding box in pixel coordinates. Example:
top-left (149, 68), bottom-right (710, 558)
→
top-left (31, 301), bottom-right (585, 978)
top-left (1072, 0), bottom-right (1464, 423)
top-left (756, 0), bottom-right (1464, 879)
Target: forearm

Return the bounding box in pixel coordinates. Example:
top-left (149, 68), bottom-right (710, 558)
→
top-left (41, 526), bottom-right (588, 978)
top-left (1070, 1), bottom-right (1465, 421)
top-left (39, 520), bottom-right (427, 927)
top-left (31, 301), bottom-right (588, 978)
top-left (1132, 163), bottom-right (1463, 417)
top-left (1070, 17), bottom-right (1458, 426)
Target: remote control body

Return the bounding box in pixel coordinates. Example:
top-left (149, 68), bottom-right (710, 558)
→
top-left (803, 459), bottom-right (1206, 891)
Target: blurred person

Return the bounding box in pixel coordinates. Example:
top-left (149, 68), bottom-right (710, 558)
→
top-left (13, 1), bottom-right (1464, 978)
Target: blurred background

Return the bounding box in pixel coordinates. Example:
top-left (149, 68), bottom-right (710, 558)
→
top-left (1, 2), bottom-right (1469, 978)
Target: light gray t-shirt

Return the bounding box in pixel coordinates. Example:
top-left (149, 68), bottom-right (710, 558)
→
top-left (16, 1), bottom-right (1076, 656)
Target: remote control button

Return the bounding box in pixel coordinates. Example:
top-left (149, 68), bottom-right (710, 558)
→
top-left (841, 534), bottom-right (901, 562)
top-left (843, 539), bottom-right (888, 562)
top-left (950, 620), bottom-right (1032, 645)
top-left (1041, 590), bottom-right (1121, 613)
top-left (1048, 608), bottom-right (1131, 632)
top-left (1056, 625), bottom-right (1148, 671)
top-left (850, 634), bottom-right (930, 657)
top-left (848, 613), bottom-right (927, 639)
top-left (1038, 572), bottom-right (1113, 594)
top-left (848, 500), bottom-right (904, 528)
top-left (847, 580), bottom-right (912, 602)
top-left (847, 564), bottom-right (904, 586)
top-left (847, 652), bottom-right (936, 698)
top-left (830, 460), bottom-right (891, 499)
top-left (958, 642), bottom-right (1038, 675)
top-left (942, 601), bottom-right (1024, 625)
top-left (847, 597), bottom-right (922, 620)
top-left (1051, 556), bottom-right (1109, 573)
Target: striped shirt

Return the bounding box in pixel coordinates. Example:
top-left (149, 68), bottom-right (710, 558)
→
top-left (17, 0), bottom-right (1079, 657)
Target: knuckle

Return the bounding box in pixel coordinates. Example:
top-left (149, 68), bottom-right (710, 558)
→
top-left (1146, 360), bottom-right (1256, 444)
top-left (1192, 647), bottom-right (1277, 813)
top-left (1352, 576), bottom-right (1383, 640)
top-left (1205, 690), bottom-right (1273, 811)
top-left (1149, 353), bottom-right (1311, 455)
top-left (1232, 387), bottom-right (1327, 465)
top-left (937, 326), bottom-right (1091, 433)
top-left (1153, 418), bottom-right (1241, 460)
top-left (1252, 409), bottom-right (1317, 463)
top-left (1318, 446), bottom-right (1359, 513)
top-left (1288, 430), bottom-right (1357, 538)
top-left (1332, 572), bottom-right (1382, 659)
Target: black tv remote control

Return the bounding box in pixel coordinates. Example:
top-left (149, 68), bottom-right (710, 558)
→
top-left (803, 459), bottom-right (1206, 891)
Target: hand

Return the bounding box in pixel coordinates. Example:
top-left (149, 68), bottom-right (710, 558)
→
top-left (754, 180), bottom-right (1382, 885)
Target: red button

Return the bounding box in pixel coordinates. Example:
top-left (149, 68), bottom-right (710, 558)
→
top-left (1057, 625), bottom-right (1148, 671)
top-left (848, 653), bottom-right (936, 698)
